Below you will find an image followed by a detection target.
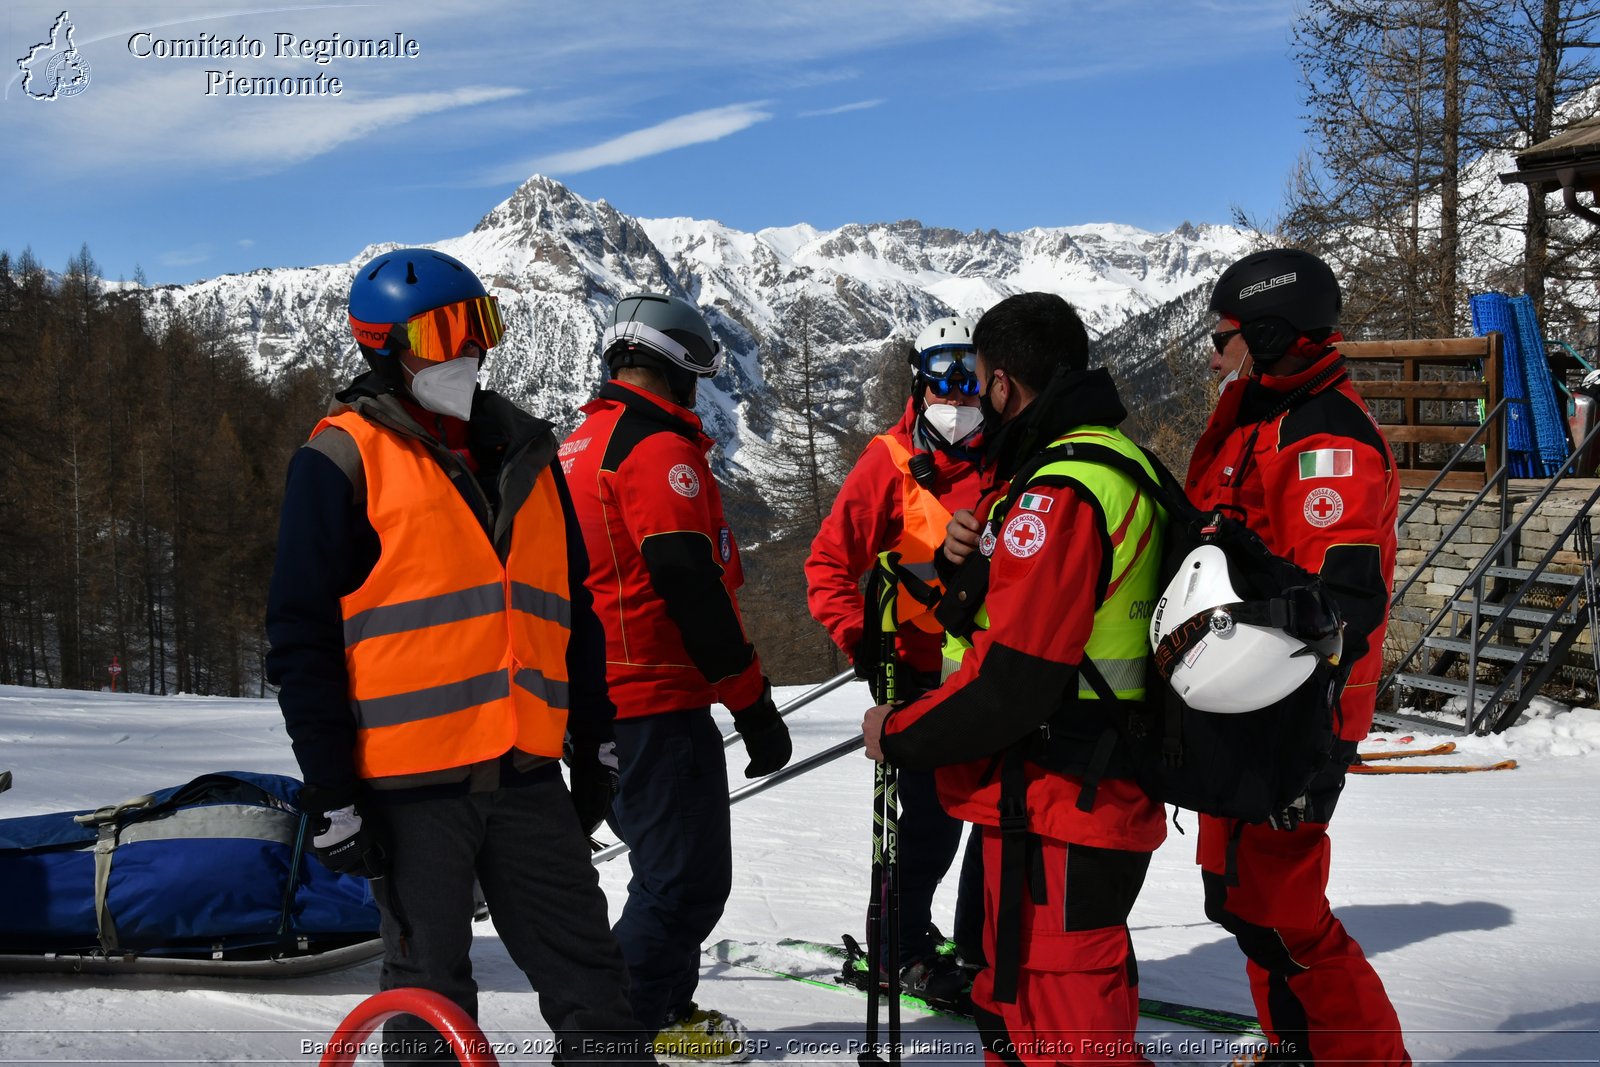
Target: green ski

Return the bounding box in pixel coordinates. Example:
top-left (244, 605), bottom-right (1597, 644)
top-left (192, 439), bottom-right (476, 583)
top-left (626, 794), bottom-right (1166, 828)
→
top-left (707, 938), bottom-right (1263, 1036)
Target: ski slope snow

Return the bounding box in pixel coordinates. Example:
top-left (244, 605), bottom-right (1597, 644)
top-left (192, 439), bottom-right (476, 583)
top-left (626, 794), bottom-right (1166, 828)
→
top-left (0, 683), bottom-right (1595, 1065)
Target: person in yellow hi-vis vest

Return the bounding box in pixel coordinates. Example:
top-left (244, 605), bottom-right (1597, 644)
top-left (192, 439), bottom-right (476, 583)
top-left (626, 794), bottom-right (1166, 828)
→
top-left (863, 292), bottom-right (1167, 1067)
top-left (266, 248), bottom-right (650, 1066)
top-left (806, 317), bottom-right (988, 1001)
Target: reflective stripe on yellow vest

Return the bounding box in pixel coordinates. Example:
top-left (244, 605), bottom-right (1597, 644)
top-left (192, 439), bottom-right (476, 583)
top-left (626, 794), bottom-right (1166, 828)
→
top-left (873, 434), bottom-right (953, 633)
top-left (941, 426), bottom-right (1163, 694)
top-left (317, 411), bottom-right (573, 779)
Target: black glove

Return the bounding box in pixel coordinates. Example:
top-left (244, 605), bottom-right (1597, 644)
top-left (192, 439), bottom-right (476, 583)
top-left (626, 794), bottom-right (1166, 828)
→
top-left (300, 783), bottom-right (387, 879)
top-left (1268, 741), bottom-right (1357, 831)
top-left (564, 737), bottom-right (620, 834)
top-left (850, 630), bottom-right (876, 682)
top-left (732, 683), bottom-right (792, 779)
top-left (1281, 584), bottom-right (1341, 642)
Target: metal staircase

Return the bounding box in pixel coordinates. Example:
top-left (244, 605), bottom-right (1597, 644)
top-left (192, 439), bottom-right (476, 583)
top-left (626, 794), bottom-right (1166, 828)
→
top-left (1378, 417), bottom-right (1600, 735)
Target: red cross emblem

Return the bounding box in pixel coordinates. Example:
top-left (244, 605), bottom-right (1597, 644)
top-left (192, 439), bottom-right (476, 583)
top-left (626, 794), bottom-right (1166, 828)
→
top-left (668, 463), bottom-right (701, 498)
top-left (1303, 487), bottom-right (1344, 528)
top-left (1002, 513), bottom-right (1047, 558)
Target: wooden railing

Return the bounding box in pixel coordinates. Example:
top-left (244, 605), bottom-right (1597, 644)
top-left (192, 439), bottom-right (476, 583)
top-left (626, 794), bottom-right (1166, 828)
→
top-left (1342, 334), bottom-right (1504, 490)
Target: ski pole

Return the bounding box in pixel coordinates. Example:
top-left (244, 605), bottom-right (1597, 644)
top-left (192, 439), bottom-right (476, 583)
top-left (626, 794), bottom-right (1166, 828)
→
top-left (719, 669), bottom-right (858, 748)
top-left (590, 735), bottom-right (866, 865)
top-left (860, 553), bottom-right (902, 1067)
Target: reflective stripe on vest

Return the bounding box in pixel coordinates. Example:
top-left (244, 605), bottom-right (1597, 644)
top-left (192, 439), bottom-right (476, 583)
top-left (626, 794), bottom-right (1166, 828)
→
top-left (316, 411), bottom-right (574, 779)
top-left (873, 434), bottom-right (954, 633)
top-left (940, 426), bottom-right (1163, 697)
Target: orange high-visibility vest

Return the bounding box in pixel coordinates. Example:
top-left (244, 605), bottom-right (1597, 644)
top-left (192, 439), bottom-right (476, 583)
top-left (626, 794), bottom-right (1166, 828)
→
top-left (315, 412), bottom-right (573, 779)
top-left (873, 434), bottom-right (952, 634)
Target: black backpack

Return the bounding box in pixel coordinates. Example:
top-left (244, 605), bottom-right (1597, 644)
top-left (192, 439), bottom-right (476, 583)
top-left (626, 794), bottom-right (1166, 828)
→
top-left (936, 439), bottom-right (1345, 825)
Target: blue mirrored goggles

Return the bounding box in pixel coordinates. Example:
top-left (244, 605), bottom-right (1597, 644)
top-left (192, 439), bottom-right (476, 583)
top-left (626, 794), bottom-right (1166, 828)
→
top-left (919, 345), bottom-right (979, 396)
top-left (920, 345), bottom-right (978, 379)
top-left (927, 374), bottom-right (980, 397)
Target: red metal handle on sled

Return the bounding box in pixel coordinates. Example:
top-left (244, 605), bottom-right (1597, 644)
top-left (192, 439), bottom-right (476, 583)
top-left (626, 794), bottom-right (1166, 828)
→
top-left (318, 987), bottom-right (499, 1066)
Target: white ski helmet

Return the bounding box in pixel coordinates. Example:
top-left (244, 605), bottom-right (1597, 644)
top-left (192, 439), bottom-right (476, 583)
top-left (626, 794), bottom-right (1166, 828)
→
top-left (914, 316), bottom-right (976, 357)
top-left (1148, 544), bottom-right (1340, 714)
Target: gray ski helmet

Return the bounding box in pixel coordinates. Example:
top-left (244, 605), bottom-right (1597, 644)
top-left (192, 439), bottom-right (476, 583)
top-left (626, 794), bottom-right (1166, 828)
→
top-left (602, 293), bottom-right (723, 377)
top-left (1209, 248), bottom-right (1340, 362)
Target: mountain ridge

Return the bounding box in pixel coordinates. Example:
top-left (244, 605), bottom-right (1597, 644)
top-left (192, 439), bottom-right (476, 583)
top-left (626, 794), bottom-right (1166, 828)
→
top-left (141, 174), bottom-right (1253, 479)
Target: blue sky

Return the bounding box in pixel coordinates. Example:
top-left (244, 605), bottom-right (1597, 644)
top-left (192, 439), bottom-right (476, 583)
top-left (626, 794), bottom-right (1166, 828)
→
top-left (2, 1), bottom-right (1306, 286)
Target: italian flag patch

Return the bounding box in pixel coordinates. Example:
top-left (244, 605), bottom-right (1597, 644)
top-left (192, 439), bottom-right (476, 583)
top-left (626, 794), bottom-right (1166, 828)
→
top-left (1298, 448), bottom-right (1353, 479)
top-left (1018, 491), bottom-right (1054, 513)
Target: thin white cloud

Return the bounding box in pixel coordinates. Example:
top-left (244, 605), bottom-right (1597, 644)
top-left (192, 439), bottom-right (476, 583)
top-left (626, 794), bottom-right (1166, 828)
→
top-left (492, 102), bottom-right (773, 182)
top-left (797, 99), bottom-right (884, 119)
top-left (22, 71), bottom-right (525, 174)
top-left (159, 245), bottom-right (213, 267)
top-left (204, 86), bottom-right (526, 169)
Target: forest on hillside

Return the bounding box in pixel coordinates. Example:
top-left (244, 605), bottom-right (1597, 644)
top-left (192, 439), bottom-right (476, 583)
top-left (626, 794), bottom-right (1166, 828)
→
top-left (3, 0), bottom-right (1599, 692)
top-left (0, 249), bottom-right (330, 695)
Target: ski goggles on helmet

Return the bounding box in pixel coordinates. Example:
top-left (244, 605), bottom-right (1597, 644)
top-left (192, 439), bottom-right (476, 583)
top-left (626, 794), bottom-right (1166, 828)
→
top-left (601, 318), bottom-right (724, 377)
top-left (919, 345), bottom-right (979, 396)
top-left (350, 295), bottom-right (505, 363)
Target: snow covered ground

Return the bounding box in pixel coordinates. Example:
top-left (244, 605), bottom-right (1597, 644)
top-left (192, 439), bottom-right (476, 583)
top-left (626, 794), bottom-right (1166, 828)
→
top-left (0, 682), bottom-right (1596, 1065)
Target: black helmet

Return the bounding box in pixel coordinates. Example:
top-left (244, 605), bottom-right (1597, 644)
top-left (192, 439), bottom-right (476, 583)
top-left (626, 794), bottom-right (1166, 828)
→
top-left (1209, 248), bottom-right (1340, 362)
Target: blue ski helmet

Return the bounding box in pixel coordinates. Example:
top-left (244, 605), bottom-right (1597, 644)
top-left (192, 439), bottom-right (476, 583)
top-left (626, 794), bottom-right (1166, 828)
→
top-left (348, 248), bottom-right (492, 364)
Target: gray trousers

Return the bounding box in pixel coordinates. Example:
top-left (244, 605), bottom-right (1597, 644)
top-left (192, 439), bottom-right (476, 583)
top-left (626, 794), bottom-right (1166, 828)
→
top-left (370, 767), bottom-right (648, 1065)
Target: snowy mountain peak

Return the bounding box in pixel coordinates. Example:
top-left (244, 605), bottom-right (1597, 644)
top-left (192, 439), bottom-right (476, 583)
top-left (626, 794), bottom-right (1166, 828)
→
top-left (146, 175), bottom-right (1253, 474)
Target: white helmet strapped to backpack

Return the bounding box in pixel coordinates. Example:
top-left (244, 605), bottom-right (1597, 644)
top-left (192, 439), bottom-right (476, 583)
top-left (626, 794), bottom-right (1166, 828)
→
top-left (1149, 544), bottom-right (1342, 714)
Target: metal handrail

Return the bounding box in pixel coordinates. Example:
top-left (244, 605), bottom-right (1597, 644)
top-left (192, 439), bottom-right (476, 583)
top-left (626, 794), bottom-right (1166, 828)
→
top-left (1384, 417), bottom-right (1600, 722)
top-left (1461, 484), bottom-right (1600, 733)
top-left (1396, 397), bottom-right (1513, 528)
top-left (1383, 400), bottom-right (1516, 692)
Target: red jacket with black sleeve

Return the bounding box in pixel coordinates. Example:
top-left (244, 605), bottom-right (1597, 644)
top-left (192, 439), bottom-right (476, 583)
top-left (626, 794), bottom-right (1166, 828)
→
top-left (878, 371), bottom-right (1166, 853)
top-left (1186, 348), bottom-right (1398, 740)
top-left (805, 399), bottom-right (986, 678)
top-left (561, 381), bottom-right (767, 719)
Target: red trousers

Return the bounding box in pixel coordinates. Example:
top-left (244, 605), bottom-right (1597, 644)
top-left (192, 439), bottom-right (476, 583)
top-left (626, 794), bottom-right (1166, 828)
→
top-left (970, 827), bottom-right (1155, 1067)
top-left (1199, 815), bottom-right (1411, 1066)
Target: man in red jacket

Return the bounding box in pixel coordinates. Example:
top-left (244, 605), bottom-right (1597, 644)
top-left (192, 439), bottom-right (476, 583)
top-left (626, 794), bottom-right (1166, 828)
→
top-left (562, 292), bottom-right (791, 1062)
top-left (806, 316), bottom-right (987, 998)
top-left (1189, 248), bottom-right (1410, 1066)
top-left (864, 293), bottom-right (1168, 1066)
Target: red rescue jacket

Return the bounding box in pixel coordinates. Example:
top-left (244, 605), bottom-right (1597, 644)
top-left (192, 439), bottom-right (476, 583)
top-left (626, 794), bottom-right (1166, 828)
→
top-left (562, 381), bottom-right (766, 718)
top-left (1186, 349), bottom-right (1399, 740)
top-left (805, 399), bottom-right (986, 676)
top-left (880, 370), bottom-right (1167, 853)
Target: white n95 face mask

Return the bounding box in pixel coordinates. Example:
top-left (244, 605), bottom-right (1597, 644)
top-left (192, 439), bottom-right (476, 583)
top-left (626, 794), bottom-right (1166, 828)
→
top-left (408, 356), bottom-right (480, 420)
top-left (923, 403), bottom-right (984, 446)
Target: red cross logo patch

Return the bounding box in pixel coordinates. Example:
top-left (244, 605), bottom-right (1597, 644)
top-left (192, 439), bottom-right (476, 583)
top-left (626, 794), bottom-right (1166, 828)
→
top-left (1002, 513), bottom-right (1047, 558)
top-left (668, 463), bottom-right (701, 498)
top-left (1303, 487), bottom-right (1344, 528)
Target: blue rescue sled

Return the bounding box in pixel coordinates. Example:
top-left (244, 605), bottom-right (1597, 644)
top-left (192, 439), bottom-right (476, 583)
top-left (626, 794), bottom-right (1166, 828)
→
top-left (0, 771), bottom-right (381, 977)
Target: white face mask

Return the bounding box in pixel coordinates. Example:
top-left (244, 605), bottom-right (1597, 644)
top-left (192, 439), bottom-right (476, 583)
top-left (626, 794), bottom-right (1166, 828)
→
top-left (1218, 367), bottom-right (1240, 393)
top-left (923, 403), bottom-right (984, 446)
top-left (407, 356), bottom-right (480, 420)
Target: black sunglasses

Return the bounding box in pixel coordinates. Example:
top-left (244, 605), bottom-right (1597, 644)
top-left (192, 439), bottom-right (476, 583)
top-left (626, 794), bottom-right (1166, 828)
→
top-left (1211, 328), bottom-right (1243, 353)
